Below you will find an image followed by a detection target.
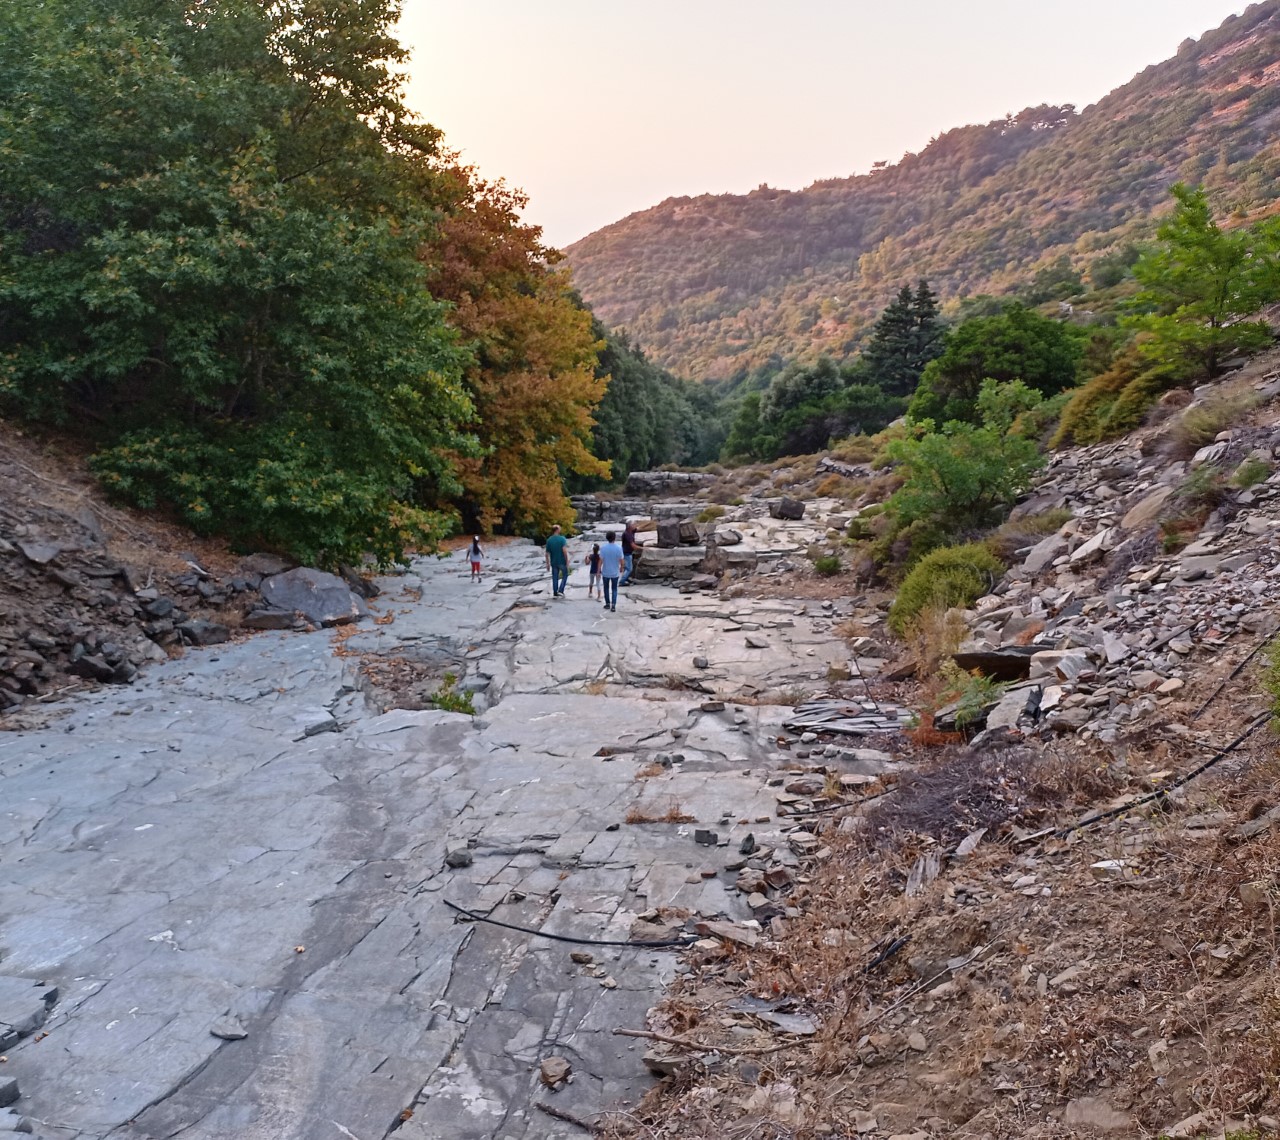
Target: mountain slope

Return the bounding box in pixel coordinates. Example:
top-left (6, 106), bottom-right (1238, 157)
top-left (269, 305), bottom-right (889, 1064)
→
top-left (565, 2), bottom-right (1280, 380)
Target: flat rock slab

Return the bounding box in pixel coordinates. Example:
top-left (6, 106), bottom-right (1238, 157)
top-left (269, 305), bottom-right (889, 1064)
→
top-left (0, 538), bottom-right (831, 1139)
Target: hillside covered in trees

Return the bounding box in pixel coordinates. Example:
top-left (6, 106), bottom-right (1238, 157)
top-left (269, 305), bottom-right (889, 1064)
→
top-left (565, 1), bottom-right (1280, 380)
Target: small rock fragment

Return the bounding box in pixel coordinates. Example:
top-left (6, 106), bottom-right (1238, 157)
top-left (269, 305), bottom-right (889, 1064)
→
top-left (539, 1056), bottom-right (572, 1088)
top-left (210, 1016), bottom-right (248, 1041)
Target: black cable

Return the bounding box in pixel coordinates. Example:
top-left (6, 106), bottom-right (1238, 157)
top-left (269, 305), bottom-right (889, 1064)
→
top-left (863, 935), bottom-right (910, 973)
top-left (443, 898), bottom-right (698, 947)
top-left (1056, 711), bottom-right (1269, 838)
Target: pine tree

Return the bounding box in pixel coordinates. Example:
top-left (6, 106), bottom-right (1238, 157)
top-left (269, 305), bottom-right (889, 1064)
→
top-left (859, 280), bottom-right (945, 396)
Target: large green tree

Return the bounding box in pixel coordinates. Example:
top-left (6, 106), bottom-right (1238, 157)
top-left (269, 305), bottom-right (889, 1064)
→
top-left (1129, 183), bottom-right (1280, 377)
top-left (907, 303), bottom-right (1084, 424)
top-left (0, 0), bottom-right (473, 565)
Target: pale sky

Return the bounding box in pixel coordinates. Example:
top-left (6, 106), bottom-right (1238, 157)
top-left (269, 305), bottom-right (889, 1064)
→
top-left (399, 1), bottom-right (1250, 248)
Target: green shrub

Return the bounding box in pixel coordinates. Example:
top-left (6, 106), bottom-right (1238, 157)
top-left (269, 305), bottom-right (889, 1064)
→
top-left (813, 553), bottom-right (842, 577)
top-left (883, 421), bottom-right (1043, 533)
top-left (938, 661), bottom-right (1009, 728)
top-left (432, 672), bottom-right (476, 716)
top-left (888, 543), bottom-right (1005, 636)
top-left (1231, 456), bottom-right (1272, 489)
top-left (696, 504), bottom-right (726, 523)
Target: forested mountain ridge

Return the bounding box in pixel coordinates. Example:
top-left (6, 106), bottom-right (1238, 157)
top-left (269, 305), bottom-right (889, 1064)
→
top-left (565, 2), bottom-right (1280, 379)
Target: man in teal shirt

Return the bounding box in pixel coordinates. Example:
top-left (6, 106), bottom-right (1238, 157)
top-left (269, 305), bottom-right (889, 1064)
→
top-left (545, 524), bottom-right (570, 598)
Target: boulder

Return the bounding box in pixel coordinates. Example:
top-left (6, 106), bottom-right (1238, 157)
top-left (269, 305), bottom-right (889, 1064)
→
top-left (655, 520), bottom-right (682, 549)
top-left (178, 620), bottom-right (230, 647)
top-left (717, 528), bottom-right (744, 546)
top-left (259, 568), bottom-right (370, 627)
top-left (768, 497), bottom-right (806, 521)
top-left (678, 520), bottom-right (701, 545)
top-left (634, 547), bottom-right (705, 580)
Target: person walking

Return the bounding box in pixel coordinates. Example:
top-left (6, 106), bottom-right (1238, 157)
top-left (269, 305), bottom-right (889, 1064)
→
top-left (545, 524), bottom-right (570, 598)
top-left (619, 521), bottom-right (644, 587)
top-left (599, 530), bottom-right (624, 612)
top-left (584, 543), bottom-right (602, 599)
top-left (467, 535), bottom-right (485, 582)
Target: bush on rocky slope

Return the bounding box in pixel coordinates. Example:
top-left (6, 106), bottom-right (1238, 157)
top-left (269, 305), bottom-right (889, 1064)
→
top-left (887, 543), bottom-right (1005, 636)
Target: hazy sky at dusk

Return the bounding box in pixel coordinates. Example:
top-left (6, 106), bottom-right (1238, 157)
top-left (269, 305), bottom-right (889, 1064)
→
top-left (399, 2), bottom-right (1248, 248)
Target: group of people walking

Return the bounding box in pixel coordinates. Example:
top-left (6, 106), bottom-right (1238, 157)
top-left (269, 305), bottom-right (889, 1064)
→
top-left (544, 522), bottom-right (643, 611)
top-left (465, 523), bottom-right (645, 612)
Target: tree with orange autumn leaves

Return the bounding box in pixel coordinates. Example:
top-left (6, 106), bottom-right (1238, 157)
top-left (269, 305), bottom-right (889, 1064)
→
top-left (423, 163), bottom-right (610, 534)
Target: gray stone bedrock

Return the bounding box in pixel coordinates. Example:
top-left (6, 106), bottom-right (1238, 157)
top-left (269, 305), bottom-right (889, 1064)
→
top-left (0, 536), bottom-right (853, 1139)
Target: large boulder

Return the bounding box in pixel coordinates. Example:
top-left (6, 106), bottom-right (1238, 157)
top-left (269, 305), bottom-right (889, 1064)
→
top-left (656, 520), bottom-right (682, 548)
top-left (259, 568), bottom-right (370, 626)
top-left (768, 497), bottom-right (806, 521)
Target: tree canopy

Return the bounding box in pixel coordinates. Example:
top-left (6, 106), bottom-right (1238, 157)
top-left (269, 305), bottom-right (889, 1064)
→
top-left (907, 304), bottom-right (1085, 424)
top-left (1128, 183), bottom-right (1280, 377)
top-left (0, 0), bottom-right (615, 562)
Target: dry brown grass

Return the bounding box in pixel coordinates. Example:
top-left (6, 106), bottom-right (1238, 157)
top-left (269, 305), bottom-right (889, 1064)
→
top-left (625, 797), bottom-right (696, 824)
top-left (1169, 391), bottom-right (1261, 458)
top-left (635, 761), bottom-right (667, 780)
top-left (901, 603), bottom-right (967, 697)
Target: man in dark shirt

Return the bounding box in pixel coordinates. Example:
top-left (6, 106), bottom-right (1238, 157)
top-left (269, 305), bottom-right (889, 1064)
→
top-left (619, 521), bottom-right (643, 586)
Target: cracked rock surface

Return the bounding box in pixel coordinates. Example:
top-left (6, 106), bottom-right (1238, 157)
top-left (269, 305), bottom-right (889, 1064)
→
top-left (0, 539), bottom-right (850, 1139)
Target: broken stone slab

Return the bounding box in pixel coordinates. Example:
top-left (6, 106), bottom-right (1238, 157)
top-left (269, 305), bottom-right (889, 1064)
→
top-left (1177, 554), bottom-right (1222, 580)
top-left (655, 520), bottom-right (682, 548)
top-left (210, 1016), bottom-right (248, 1041)
top-left (985, 686), bottom-right (1040, 731)
top-left (16, 541), bottom-right (60, 565)
top-left (1120, 485), bottom-right (1175, 530)
top-left (1021, 533), bottom-right (1067, 576)
top-left (259, 568), bottom-right (370, 627)
top-left (634, 547), bottom-right (704, 579)
top-left (0, 1106), bottom-right (32, 1133)
top-left (1063, 1096), bottom-right (1130, 1133)
top-left (0, 1081), bottom-right (15, 1110)
top-left (0, 978), bottom-right (57, 1049)
top-left (1069, 526), bottom-right (1115, 564)
top-left (768, 497), bottom-right (806, 521)
top-left (1101, 633), bottom-right (1131, 665)
top-left (1029, 648), bottom-right (1094, 682)
top-left (178, 619), bottom-right (230, 647)
top-left (241, 608), bottom-right (297, 631)
top-left (694, 919), bottom-right (758, 948)
top-left (951, 645), bottom-right (1037, 682)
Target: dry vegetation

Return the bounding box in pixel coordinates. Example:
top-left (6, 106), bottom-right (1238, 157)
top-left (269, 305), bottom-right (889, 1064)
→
top-left (603, 640), bottom-right (1280, 1139)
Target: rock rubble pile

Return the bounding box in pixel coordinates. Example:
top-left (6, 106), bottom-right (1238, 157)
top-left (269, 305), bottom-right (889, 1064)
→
top-left (948, 380), bottom-right (1280, 743)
